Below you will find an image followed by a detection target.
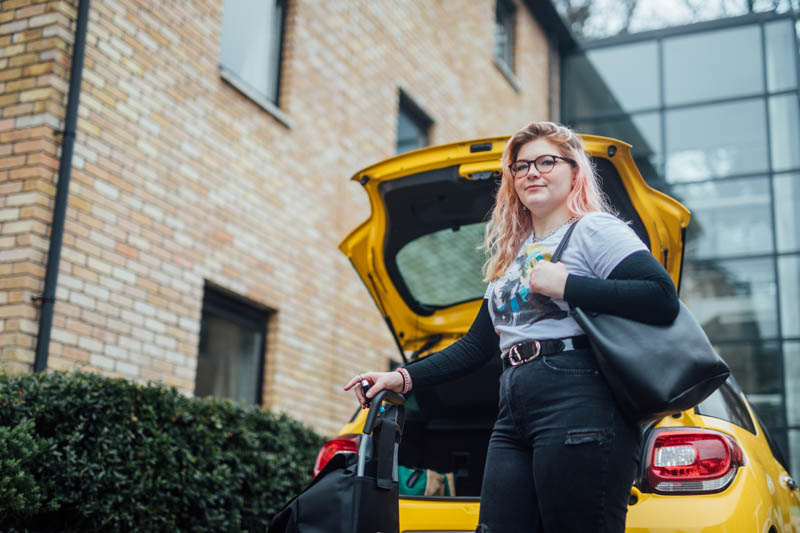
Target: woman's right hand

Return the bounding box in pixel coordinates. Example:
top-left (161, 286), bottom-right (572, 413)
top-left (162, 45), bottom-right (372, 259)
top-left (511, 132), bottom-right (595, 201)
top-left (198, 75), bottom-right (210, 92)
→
top-left (343, 371), bottom-right (404, 409)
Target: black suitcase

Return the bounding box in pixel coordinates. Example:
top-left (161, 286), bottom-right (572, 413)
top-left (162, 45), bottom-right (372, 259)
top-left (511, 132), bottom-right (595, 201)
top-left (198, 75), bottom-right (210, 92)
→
top-left (268, 390), bottom-right (406, 533)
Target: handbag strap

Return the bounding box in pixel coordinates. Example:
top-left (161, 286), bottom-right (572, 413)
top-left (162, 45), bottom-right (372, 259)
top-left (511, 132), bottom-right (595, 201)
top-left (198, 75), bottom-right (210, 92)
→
top-left (549, 219), bottom-right (579, 263)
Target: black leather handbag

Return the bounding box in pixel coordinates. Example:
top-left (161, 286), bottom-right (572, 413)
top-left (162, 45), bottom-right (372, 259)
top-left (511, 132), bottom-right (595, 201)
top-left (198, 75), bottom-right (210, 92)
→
top-left (553, 221), bottom-right (730, 424)
top-left (268, 390), bottom-right (405, 533)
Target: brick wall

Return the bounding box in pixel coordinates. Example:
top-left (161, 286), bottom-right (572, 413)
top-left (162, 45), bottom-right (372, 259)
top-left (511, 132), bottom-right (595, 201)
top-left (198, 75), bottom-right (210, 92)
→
top-left (0, 0), bottom-right (72, 375)
top-left (0, 0), bottom-right (554, 435)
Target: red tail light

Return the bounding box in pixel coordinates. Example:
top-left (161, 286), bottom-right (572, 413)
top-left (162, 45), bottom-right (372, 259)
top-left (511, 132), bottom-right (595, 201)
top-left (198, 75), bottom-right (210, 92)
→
top-left (645, 428), bottom-right (744, 494)
top-left (313, 435), bottom-right (360, 477)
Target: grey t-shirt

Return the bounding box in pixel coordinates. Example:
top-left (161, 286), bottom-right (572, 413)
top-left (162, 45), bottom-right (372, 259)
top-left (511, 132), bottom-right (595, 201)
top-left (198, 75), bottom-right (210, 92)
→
top-left (484, 212), bottom-right (648, 355)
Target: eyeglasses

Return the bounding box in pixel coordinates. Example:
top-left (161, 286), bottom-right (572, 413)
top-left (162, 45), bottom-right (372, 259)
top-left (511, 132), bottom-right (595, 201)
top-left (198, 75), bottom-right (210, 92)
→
top-left (509, 155), bottom-right (576, 179)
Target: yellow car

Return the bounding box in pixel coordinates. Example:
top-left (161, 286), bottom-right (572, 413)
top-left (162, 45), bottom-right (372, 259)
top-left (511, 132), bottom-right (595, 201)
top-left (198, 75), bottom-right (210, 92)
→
top-left (319, 136), bottom-right (800, 532)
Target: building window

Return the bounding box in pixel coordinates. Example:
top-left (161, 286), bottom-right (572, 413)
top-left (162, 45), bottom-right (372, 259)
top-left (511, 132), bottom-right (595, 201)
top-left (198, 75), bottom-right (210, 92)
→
top-left (397, 91), bottom-right (433, 154)
top-left (219, 0), bottom-right (286, 107)
top-left (195, 285), bottom-right (269, 405)
top-left (494, 0), bottom-right (516, 72)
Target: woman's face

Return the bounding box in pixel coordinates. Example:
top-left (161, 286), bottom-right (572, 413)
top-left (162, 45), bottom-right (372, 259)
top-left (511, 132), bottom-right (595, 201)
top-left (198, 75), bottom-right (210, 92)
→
top-left (512, 138), bottom-right (575, 218)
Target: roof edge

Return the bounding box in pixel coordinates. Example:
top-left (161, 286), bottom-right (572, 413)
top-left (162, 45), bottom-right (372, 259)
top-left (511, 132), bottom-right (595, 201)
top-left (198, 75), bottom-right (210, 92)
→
top-left (578, 9), bottom-right (797, 50)
top-left (525, 0), bottom-right (577, 51)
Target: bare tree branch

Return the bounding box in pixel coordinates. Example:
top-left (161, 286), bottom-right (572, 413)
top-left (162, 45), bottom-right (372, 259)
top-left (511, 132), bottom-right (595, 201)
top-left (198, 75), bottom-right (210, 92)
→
top-left (553, 0), bottom-right (796, 39)
top-left (618, 0), bottom-right (638, 33)
top-left (555, 0), bottom-right (593, 36)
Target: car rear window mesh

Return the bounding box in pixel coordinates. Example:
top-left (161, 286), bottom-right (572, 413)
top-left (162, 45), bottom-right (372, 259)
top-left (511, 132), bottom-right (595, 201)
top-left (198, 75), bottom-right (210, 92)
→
top-left (396, 222), bottom-right (487, 307)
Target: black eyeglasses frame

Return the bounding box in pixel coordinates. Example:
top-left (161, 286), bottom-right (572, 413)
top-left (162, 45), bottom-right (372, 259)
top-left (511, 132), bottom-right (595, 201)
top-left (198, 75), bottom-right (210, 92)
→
top-left (508, 155), bottom-right (576, 178)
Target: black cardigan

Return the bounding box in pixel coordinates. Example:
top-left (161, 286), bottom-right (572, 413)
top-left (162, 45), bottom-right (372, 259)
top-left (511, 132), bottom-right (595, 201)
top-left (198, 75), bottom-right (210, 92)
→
top-left (405, 250), bottom-right (680, 388)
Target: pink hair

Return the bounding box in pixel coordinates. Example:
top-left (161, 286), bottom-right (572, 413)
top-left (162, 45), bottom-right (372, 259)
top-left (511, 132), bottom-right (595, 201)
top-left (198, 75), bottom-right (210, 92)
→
top-left (482, 121), bottom-right (612, 281)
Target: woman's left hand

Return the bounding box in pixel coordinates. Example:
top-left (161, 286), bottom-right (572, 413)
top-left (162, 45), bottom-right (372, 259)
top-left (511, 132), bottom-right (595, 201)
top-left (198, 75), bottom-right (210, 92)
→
top-left (529, 261), bottom-right (569, 299)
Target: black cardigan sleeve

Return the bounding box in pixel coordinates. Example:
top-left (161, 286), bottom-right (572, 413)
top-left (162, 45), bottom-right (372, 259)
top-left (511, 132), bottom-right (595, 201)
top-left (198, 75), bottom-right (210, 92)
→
top-left (564, 250), bottom-right (680, 325)
top-left (404, 250), bottom-right (680, 390)
top-left (404, 299), bottom-right (499, 389)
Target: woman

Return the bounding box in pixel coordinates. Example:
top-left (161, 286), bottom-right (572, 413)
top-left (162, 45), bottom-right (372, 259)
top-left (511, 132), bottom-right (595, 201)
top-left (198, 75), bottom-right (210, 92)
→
top-left (344, 122), bottom-right (679, 532)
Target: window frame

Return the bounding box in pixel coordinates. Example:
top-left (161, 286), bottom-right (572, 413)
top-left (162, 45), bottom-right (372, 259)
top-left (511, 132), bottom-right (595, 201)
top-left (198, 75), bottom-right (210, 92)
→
top-left (218, 0), bottom-right (292, 127)
top-left (494, 0), bottom-right (520, 91)
top-left (195, 284), bottom-right (270, 406)
top-left (396, 90), bottom-right (433, 154)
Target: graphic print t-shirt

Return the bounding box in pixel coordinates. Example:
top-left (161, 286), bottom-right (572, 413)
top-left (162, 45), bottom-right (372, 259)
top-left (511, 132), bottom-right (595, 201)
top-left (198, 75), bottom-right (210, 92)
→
top-left (485, 212), bottom-right (648, 355)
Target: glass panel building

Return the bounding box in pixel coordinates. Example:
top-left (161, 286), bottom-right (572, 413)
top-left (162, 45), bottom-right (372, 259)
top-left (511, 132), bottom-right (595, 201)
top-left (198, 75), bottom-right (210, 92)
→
top-left (562, 12), bottom-right (800, 473)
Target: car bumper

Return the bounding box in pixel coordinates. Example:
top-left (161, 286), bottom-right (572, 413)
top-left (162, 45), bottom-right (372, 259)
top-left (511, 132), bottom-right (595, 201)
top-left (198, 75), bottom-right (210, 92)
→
top-left (398, 467), bottom-right (795, 532)
top-left (625, 467), bottom-right (787, 533)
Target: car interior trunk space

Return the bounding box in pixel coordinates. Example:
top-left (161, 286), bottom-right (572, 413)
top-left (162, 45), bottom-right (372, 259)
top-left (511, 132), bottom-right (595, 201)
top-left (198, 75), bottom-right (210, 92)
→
top-left (397, 356), bottom-right (503, 497)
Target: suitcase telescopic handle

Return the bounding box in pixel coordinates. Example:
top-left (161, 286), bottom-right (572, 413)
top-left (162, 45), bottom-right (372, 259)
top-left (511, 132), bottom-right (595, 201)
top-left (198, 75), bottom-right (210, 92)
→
top-left (358, 389), bottom-right (406, 481)
top-left (362, 389), bottom-right (406, 436)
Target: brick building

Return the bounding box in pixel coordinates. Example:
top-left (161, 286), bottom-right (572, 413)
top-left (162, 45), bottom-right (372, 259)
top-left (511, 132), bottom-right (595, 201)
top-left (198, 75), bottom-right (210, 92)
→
top-left (0, 0), bottom-right (571, 435)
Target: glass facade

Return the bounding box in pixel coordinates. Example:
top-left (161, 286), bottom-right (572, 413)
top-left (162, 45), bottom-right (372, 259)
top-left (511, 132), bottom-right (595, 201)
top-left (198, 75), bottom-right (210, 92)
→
top-left (662, 25), bottom-right (764, 106)
top-left (563, 13), bottom-right (800, 473)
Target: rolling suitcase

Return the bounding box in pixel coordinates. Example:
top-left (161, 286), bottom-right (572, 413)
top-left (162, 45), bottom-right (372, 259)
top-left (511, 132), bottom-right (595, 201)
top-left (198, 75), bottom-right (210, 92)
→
top-left (268, 389), bottom-right (406, 533)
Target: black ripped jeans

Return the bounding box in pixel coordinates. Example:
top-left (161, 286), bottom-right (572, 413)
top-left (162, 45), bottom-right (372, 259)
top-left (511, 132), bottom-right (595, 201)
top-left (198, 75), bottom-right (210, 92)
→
top-left (477, 348), bottom-right (641, 533)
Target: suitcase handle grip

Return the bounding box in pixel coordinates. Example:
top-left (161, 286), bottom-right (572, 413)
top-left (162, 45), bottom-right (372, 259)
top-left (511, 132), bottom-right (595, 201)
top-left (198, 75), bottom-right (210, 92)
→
top-left (362, 390), bottom-right (405, 435)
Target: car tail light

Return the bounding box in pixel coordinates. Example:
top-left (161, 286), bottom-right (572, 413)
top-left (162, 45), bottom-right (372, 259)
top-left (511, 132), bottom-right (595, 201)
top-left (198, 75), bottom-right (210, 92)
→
top-left (645, 428), bottom-right (744, 494)
top-left (313, 435), bottom-right (360, 477)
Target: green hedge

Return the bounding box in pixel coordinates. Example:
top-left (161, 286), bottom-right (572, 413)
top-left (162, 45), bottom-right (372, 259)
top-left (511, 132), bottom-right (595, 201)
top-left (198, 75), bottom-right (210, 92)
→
top-left (0, 370), bottom-right (326, 532)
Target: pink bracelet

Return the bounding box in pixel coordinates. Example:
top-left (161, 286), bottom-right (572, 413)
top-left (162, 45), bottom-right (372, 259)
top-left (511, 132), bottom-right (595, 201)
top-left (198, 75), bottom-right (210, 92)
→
top-left (396, 368), bottom-right (412, 394)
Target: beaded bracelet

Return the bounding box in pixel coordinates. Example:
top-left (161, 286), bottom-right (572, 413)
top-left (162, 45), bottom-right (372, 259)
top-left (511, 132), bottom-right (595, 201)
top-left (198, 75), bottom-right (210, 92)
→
top-left (396, 368), bottom-right (412, 394)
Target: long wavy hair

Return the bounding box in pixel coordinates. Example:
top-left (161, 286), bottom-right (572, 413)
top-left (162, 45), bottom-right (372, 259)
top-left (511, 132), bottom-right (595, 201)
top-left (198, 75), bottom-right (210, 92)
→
top-left (482, 121), bottom-right (612, 281)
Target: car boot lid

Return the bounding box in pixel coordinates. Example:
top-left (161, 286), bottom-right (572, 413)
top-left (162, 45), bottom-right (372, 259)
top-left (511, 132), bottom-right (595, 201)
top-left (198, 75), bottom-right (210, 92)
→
top-left (339, 136), bottom-right (690, 358)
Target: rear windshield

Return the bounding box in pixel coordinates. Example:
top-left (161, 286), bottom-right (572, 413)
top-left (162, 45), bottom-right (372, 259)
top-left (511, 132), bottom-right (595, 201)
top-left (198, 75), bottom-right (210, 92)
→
top-left (396, 222), bottom-right (487, 307)
top-left (695, 380), bottom-right (756, 434)
top-left (380, 158), bottom-right (649, 314)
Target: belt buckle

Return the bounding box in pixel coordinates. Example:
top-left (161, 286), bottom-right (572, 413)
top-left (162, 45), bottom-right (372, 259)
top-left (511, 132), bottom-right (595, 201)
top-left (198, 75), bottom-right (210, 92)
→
top-left (508, 340), bottom-right (541, 366)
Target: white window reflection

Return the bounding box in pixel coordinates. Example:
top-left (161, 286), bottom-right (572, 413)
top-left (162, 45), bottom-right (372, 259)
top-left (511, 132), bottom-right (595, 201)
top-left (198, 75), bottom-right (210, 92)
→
top-left (666, 99), bottom-right (768, 182)
top-left (586, 42), bottom-right (659, 113)
top-left (715, 342), bottom-right (781, 426)
top-left (572, 113), bottom-right (662, 181)
top-left (790, 430), bottom-right (800, 478)
top-left (746, 392), bottom-right (783, 429)
top-left (786, 343), bottom-right (800, 428)
top-left (397, 110), bottom-right (428, 154)
top-left (396, 93), bottom-right (432, 154)
top-left (664, 25), bottom-right (763, 106)
top-left (774, 173), bottom-right (800, 252)
top-left (766, 20), bottom-right (798, 92)
top-left (682, 258), bottom-right (778, 341)
top-left (219, 0), bottom-right (285, 105)
top-left (494, 0), bottom-right (515, 71)
top-left (673, 177), bottom-right (773, 260)
top-left (769, 95), bottom-right (800, 172)
top-left (779, 256), bottom-right (800, 338)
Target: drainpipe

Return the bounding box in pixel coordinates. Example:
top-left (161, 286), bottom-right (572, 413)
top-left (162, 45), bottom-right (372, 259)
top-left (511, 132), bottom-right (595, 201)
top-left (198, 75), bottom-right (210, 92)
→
top-left (33, 0), bottom-right (91, 372)
top-left (545, 32), bottom-right (561, 122)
